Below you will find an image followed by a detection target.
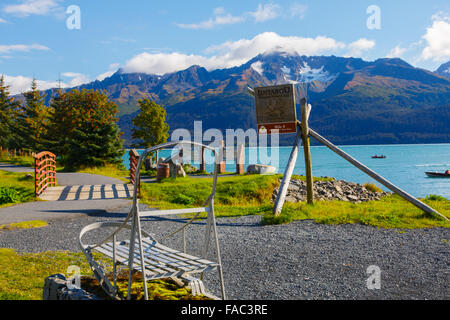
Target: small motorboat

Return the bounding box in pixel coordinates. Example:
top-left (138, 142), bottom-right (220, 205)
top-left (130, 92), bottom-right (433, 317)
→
top-left (372, 155), bottom-right (386, 159)
top-left (425, 171), bottom-right (450, 178)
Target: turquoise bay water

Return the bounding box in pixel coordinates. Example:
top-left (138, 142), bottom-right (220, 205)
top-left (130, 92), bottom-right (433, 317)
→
top-left (122, 144), bottom-right (450, 199)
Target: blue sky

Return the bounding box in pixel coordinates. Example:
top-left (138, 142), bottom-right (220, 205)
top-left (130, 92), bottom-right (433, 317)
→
top-left (1, 0), bottom-right (449, 94)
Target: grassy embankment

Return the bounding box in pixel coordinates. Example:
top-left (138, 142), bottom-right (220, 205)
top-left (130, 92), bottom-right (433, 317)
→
top-left (0, 171), bottom-right (36, 208)
top-left (139, 174), bottom-right (450, 229)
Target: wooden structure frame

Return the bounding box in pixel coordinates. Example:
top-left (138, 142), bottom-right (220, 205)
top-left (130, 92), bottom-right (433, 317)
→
top-left (33, 151), bottom-right (57, 196)
top-left (79, 141), bottom-right (226, 300)
top-left (247, 86), bottom-right (448, 221)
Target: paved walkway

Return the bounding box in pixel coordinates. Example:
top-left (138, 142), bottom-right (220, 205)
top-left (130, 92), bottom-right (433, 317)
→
top-left (0, 162), bottom-right (34, 173)
top-left (0, 162), bottom-right (133, 224)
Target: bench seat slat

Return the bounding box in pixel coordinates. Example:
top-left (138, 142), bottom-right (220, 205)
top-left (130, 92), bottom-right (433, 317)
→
top-left (141, 238), bottom-right (215, 266)
top-left (90, 238), bottom-right (218, 280)
top-left (102, 243), bottom-right (180, 274)
top-left (139, 207), bottom-right (208, 217)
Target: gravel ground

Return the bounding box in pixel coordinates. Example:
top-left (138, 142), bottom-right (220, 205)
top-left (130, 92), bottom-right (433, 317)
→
top-left (0, 204), bottom-right (448, 300)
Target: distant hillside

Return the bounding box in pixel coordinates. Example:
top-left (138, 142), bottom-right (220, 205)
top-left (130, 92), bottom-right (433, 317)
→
top-left (38, 52), bottom-right (450, 146)
top-left (435, 61), bottom-right (450, 79)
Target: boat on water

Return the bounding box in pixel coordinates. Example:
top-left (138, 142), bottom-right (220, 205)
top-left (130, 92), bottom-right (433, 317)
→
top-left (372, 155), bottom-right (386, 159)
top-left (425, 171), bottom-right (450, 178)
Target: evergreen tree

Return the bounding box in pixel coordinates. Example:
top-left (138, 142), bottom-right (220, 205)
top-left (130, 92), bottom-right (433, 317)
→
top-left (0, 75), bottom-right (19, 148)
top-left (47, 89), bottom-right (124, 168)
top-left (132, 99), bottom-right (169, 148)
top-left (15, 79), bottom-right (50, 152)
top-left (66, 117), bottom-right (124, 168)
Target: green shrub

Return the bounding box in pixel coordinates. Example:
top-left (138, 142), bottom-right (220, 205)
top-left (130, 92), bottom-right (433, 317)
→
top-left (425, 194), bottom-right (447, 201)
top-left (170, 193), bottom-right (195, 205)
top-left (0, 187), bottom-right (22, 205)
top-left (364, 183), bottom-right (383, 193)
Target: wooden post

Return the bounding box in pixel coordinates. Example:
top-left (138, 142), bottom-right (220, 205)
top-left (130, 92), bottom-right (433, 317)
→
top-left (34, 155), bottom-right (38, 197)
top-left (219, 140), bottom-right (225, 174)
top-left (200, 146), bottom-right (206, 172)
top-left (300, 98), bottom-right (314, 205)
top-left (236, 144), bottom-right (245, 174)
top-left (129, 149), bottom-right (140, 192)
top-left (273, 127), bottom-right (302, 215)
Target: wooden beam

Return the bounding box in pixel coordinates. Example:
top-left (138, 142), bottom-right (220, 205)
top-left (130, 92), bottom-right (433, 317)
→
top-left (236, 144), bottom-right (245, 174)
top-left (300, 98), bottom-right (314, 204)
top-left (304, 125), bottom-right (449, 221)
top-left (273, 126), bottom-right (302, 215)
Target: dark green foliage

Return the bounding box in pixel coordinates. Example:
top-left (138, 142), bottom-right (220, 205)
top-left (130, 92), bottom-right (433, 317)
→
top-left (65, 117), bottom-right (124, 169)
top-left (170, 193), bottom-right (195, 205)
top-left (46, 89), bottom-right (125, 169)
top-left (14, 79), bottom-right (50, 152)
top-left (0, 187), bottom-right (22, 205)
top-left (425, 194), bottom-right (447, 201)
top-left (0, 75), bottom-right (20, 148)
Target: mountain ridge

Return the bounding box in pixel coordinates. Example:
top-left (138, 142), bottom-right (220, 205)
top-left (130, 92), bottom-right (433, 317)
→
top-left (26, 53), bottom-right (450, 146)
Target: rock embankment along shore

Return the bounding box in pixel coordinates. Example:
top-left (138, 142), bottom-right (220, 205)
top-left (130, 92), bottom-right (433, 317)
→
top-left (272, 178), bottom-right (391, 203)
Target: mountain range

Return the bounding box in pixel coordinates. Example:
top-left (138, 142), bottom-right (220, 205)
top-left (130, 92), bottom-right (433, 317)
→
top-left (39, 52), bottom-right (450, 146)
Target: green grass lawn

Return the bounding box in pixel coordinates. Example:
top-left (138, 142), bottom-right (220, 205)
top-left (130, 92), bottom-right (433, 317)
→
top-left (0, 249), bottom-right (93, 300)
top-left (0, 153), bottom-right (35, 168)
top-left (72, 164), bottom-right (129, 182)
top-left (0, 171), bottom-right (36, 208)
top-left (140, 174), bottom-right (450, 229)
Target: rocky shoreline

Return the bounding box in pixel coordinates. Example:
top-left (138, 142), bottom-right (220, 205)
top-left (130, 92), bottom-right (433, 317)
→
top-left (272, 178), bottom-right (391, 203)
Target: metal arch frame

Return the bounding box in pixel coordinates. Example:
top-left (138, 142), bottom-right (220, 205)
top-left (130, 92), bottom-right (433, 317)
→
top-left (78, 141), bottom-right (226, 300)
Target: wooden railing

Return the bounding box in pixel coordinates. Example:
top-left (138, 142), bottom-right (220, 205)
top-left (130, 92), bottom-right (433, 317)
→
top-left (34, 151), bottom-right (57, 196)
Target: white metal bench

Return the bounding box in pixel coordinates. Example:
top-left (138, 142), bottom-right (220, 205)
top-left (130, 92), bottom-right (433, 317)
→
top-left (79, 141), bottom-right (226, 300)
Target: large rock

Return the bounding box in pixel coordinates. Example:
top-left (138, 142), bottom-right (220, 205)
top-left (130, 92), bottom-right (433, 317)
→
top-left (43, 274), bottom-right (100, 300)
top-left (272, 178), bottom-right (391, 203)
top-left (247, 164), bottom-right (277, 175)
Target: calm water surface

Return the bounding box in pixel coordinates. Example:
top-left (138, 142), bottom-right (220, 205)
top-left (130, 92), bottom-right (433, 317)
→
top-left (122, 144), bottom-right (450, 199)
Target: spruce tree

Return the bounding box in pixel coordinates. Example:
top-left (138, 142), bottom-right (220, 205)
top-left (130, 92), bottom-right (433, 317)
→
top-left (16, 79), bottom-right (50, 152)
top-left (47, 89), bottom-right (124, 169)
top-left (0, 75), bottom-right (19, 148)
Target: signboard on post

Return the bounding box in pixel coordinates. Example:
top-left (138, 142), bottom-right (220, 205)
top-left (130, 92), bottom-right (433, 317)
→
top-left (254, 83), bottom-right (297, 135)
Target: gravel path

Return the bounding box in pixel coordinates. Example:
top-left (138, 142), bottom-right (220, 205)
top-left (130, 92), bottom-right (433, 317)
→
top-left (0, 204), bottom-right (448, 300)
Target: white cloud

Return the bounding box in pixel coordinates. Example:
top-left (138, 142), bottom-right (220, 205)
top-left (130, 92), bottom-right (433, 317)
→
top-left (177, 3), bottom-right (307, 30)
top-left (0, 18), bottom-right (7, 23)
top-left (123, 52), bottom-right (211, 75)
top-left (123, 32), bottom-right (348, 75)
top-left (346, 38), bottom-right (376, 57)
top-left (3, 74), bottom-right (61, 95)
top-left (3, 0), bottom-right (62, 17)
top-left (176, 7), bottom-right (244, 29)
top-left (4, 70), bottom-right (92, 95)
top-left (386, 45), bottom-right (407, 58)
top-left (249, 3), bottom-right (281, 22)
top-left (421, 13), bottom-right (450, 62)
top-left (290, 3), bottom-right (307, 19)
top-left (96, 63), bottom-right (120, 81)
top-left (0, 43), bottom-right (49, 53)
top-left (62, 72), bottom-right (90, 87)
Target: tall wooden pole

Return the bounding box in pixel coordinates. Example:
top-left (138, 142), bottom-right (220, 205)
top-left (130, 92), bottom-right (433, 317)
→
top-left (218, 140), bottom-right (225, 174)
top-left (273, 127), bottom-right (302, 215)
top-left (236, 144), bottom-right (245, 174)
top-left (200, 146), bottom-right (206, 172)
top-left (300, 98), bottom-right (314, 205)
